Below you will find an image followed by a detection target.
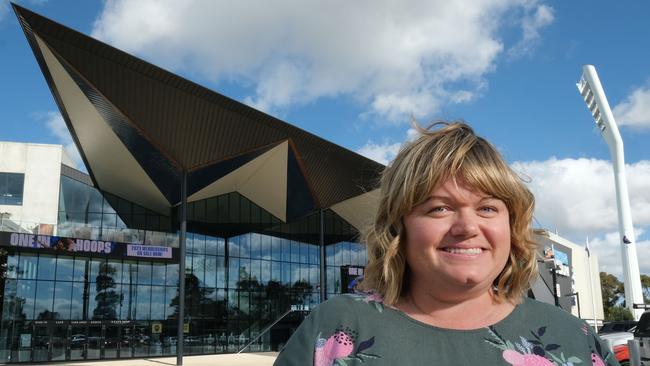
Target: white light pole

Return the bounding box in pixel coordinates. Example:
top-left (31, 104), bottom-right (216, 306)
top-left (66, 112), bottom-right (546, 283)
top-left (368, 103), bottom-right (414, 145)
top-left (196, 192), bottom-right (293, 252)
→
top-left (586, 237), bottom-right (598, 331)
top-left (576, 65), bottom-right (644, 319)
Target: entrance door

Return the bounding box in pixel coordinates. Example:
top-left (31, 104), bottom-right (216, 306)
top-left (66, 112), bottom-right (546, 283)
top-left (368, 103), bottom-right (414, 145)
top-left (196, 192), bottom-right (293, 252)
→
top-left (119, 325), bottom-right (133, 358)
top-left (32, 324), bottom-right (49, 362)
top-left (69, 325), bottom-right (86, 360)
top-left (104, 325), bottom-right (119, 359)
top-left (86, 325), bottom-right (102, 360)
top-left (133, 323), bottom-right (149, 357)
top-left (50, 325), bottom-right (68, 361)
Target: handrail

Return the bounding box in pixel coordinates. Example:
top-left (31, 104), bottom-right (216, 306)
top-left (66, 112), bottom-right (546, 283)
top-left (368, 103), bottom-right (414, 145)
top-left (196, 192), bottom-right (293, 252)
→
top-left (237, 307), bottom-right (307, 354)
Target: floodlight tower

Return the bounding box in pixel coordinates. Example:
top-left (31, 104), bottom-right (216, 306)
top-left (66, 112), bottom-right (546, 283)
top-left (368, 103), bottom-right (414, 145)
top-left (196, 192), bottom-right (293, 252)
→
top-left (576, 65), bottom-right (644, 319)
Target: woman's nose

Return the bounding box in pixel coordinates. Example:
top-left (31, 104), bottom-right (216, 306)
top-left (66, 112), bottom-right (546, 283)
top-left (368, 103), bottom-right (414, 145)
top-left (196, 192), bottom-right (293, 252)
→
top-left (449, 210), bottom-right (479, 237)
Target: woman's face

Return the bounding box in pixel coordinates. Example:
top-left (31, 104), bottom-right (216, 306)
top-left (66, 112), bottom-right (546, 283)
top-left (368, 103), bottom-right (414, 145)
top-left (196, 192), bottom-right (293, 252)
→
top-left (402, 178), bottom-right (511, 298)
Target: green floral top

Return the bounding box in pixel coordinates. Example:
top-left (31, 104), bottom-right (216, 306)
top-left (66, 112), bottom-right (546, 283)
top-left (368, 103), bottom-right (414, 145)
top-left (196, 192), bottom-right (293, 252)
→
top-left (274, 293), bottom-right (618, 366)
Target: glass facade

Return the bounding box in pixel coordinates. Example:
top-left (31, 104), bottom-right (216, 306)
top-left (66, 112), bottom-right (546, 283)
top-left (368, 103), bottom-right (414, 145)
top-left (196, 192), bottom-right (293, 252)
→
top-left (0, 174), bottom-right (367, 362)
top-left (0, 173), bottom-right (24, 206)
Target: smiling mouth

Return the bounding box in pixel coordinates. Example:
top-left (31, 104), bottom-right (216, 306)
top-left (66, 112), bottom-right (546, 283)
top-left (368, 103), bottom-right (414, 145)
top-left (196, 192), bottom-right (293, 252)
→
top-left (441, 248), bottom-right (483, 254)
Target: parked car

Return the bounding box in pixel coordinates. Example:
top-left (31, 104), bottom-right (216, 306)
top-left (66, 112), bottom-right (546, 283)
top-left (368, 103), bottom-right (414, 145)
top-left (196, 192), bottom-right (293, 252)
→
top-left (600, 320), bottom-right (638, 335)
top-left (600, 325), bottom-right (636, 348)
top-left (613, 343), bottom-right (631, 366)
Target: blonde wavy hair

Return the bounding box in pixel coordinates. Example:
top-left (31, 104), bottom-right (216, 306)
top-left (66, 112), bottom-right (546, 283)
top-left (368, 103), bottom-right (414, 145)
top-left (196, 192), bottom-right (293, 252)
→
top-left (359, 122), bottom-right (537, 305)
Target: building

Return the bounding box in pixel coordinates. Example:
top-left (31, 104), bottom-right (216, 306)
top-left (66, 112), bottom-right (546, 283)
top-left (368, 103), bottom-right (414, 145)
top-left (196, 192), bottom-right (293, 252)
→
top-left (533, 230), bottom-right (605, 329)
top-left (1, 4), bottom-right (603, 363)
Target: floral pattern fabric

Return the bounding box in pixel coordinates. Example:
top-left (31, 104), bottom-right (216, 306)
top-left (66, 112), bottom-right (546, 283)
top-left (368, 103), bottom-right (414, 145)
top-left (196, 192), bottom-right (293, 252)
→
top-left (274, 294), bottom-right (618, 366)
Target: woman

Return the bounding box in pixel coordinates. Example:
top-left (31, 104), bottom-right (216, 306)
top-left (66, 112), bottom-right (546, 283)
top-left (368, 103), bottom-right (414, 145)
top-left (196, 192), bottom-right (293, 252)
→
top-left (275, 122), bottom-right (617, 366)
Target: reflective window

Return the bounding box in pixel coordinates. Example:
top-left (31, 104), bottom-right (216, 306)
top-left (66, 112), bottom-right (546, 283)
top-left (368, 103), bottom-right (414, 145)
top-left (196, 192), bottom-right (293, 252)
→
top-left (228, 258), bottom-right (239, 289)
top-left (204, 256), bottom-right (217, 288)
top-left (165, 286), bottom-right (178, 319)
top-left (136, 285), bottom-right (151, 320)
top-left (291, 241), bottom-right (300, 263)
top-left (205, 236), bottom-right (218, 256)
top-left (17, 254), bottom-right (38, 280)
top-left (165, 263), bottom-right (179, 286)
top-left (34, 281), bottom-right (54, 320)
top-left (240, 234), bottom-right (250, 258)
top-left (271, 237), bottom-right (281, 261)
top-left (137, 262), bottom-right (152, 285)
top-left (55, 257), bottom-right (74, 281)
top-left (251, 233), bottom-right (261, 259)
top-left (152, 263), bottom-right (166, 286)
top-left (1, 280), bottom-right (17, 320)
top-left (261, 260), bottom-right (270, 285)
top-left (192, 255), bottom-right (205, 286)
top-left (150, 286), bottom-right (165, 320)
top-left (121, 261), bottom-right (137, 286)
top-left (52, 281), bottom-right (72, 319)
top-left (282, 239), bottom-right (290, 262)
top-left (6, 255), bottom-right (18, 279)
top-left (73, 257), bottom-right (88, 282)
top-left (0, 172), bottom-right (24, 205)
top-left (89, 258), bottom-right (104, 282)
top-left (70, 282), bottom-right (84, 319)
top-left (216, 257), bottom-right (226, 288)
top-left (16, 280), bottom-right (36, 319)
top-left (119, 283), bottom-right (134, 320)
top-left (228, 236), bottom-right (239, 258)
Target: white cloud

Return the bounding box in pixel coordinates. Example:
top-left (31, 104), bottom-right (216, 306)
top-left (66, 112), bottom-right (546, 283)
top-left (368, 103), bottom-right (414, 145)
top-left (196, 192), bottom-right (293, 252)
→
top-left (513, 157), bottom-right (650, 277)
top-left (589, 231), bottom-right (650, 280)
top-left (357, 141), bottom-right (402, 165)
top-left (91, 0), bottom-right (553, 122)
top-left (34, 111), bottom-right (83, 169)
top-left (613, 85), bottom-right (650, 129)
top-left (357, 127), bottom-right (420, 164)
top-left (508, 4), bottom-right (554, 58)
top-left (513, 158), bottom-right (650, 236)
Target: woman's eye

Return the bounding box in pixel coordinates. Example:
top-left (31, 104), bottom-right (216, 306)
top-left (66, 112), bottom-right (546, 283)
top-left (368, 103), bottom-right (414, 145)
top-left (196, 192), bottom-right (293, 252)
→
top-left (479, 206), bottom-right (498, 214)
top-left (428, 206), bottom-right (449, 214)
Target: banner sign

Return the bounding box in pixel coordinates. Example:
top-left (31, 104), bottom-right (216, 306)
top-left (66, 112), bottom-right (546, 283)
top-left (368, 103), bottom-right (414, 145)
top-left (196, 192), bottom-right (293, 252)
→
top-left (1, 231), bottom-right (176, 261)
top-left (8, 233), bottom-right (114, 254)
top-left (127, 244), bottom-right (172, 259)
top-left (543, 245), bottom-right (571, 277)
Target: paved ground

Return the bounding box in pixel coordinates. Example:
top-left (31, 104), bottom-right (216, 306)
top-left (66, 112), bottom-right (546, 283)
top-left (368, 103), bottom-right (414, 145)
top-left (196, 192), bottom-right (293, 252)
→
top-left (26, 353), bottom-right (278, 366)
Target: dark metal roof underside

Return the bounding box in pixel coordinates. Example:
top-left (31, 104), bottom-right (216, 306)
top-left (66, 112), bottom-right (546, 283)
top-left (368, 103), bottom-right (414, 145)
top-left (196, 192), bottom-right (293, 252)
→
top-left (13, 4), bottom-right (383, 209)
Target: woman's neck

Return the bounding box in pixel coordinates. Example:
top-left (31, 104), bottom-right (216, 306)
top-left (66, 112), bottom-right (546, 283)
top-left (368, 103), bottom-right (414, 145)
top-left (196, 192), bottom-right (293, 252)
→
top-left (397, 287), bottom-right (516, 330)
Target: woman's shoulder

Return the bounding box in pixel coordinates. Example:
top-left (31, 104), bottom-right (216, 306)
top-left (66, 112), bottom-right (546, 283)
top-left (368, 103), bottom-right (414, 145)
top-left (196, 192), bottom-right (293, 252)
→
top-left (518, 297), bottom-right (587, 328)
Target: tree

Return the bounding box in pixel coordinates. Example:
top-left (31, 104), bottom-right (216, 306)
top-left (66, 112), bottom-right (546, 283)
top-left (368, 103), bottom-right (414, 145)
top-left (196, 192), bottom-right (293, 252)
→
top-left (608, 306), bottom-right (634, 321)
top-left (600, 272), bottom-right (624, 311)
top-left (600, 272), bottom-right (650, 320)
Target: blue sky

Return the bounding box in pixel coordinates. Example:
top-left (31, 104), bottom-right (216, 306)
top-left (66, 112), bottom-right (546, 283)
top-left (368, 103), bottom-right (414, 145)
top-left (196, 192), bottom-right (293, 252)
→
top-left (1, 0), bottom-right (650, 279)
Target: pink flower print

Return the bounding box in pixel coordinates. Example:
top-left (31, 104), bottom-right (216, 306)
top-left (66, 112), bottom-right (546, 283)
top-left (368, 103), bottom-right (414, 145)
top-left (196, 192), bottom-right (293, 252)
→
top-left (363, 292), bottom-right (383, 303)
top-left (502, 350), bottom-right (554, 366)
top-left (590, 352), bottom-right (606, 366)
top-left (314, 331), bottom-right (355, 366)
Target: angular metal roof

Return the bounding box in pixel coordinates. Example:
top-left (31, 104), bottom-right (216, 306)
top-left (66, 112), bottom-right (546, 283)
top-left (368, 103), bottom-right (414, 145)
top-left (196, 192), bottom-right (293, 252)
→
top-left (14, 4), bottom-right (383, 221)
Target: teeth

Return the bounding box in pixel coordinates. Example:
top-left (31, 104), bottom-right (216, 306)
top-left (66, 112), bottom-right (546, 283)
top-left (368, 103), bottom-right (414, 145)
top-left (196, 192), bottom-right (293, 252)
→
top-left (443, 248), bottom-right (482, 254)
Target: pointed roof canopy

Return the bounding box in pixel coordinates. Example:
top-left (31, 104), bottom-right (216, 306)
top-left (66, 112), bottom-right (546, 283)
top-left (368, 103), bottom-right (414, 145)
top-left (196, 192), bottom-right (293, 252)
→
top-left (14, 4), bottom-right (383, 223)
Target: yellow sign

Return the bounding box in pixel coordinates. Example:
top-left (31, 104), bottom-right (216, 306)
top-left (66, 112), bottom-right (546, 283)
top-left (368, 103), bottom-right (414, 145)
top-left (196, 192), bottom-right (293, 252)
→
top-left (183, 323), bottom-right (189, 333)
top-left (151, 323), bottom-right (162, 334)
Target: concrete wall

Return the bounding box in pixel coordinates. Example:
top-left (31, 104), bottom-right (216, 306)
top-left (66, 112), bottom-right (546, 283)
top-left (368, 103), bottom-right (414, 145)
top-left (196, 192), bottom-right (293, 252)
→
top-left (0, 141), bottom-right (63, 226)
